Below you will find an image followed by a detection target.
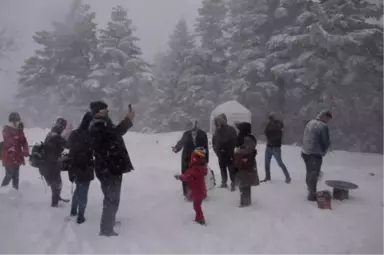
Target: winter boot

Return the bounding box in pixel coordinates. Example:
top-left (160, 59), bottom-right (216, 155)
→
top-left (307, 192), bottom-right (317, 202)
top-left (99, 230), bottom-right (119, 237)
top-left (60, 197), bottom-right (70, 203)
top-left (77, 214), bottom-right (86, 224)
top-left (260, 178), bottom-right (271, 183)
top-left (219, 183), bottom-right (228, 188)
top-left (70, 208), bottom-right (77, 217)
top-left (195, 219), bottom-right (206, 226)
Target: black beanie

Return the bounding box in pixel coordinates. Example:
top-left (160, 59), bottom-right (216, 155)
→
top-left (90, 101), bottom-right (108, 114)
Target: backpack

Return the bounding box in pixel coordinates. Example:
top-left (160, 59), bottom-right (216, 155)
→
top-left (29, 142), bottom-right (46, 168)
top-left (0, 141), bottom-right (3, 160)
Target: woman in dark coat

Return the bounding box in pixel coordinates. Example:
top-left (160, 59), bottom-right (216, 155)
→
top-left (234, 122), bottom-right (259, 207)
top-left (68, 112), bottom-right (94, 224)
top-left (172, 121), bottom-right (209, 199)
top-left (39, 118), bottom-right (69, 207)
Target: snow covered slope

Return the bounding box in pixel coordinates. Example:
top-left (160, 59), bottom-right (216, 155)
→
top-left (0, 129), bottom-right (382, 254)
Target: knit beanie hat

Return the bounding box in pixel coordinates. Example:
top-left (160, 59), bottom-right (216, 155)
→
top-left (193, 147), bottom-right (207, 158)
top-left (90, 101), bottom-right (108, 115)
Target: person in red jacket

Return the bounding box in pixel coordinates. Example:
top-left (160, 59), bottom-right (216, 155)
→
top-left (1, 112), bottom-right (29, 190)
top-left (175, 147), bottom-right (208, 225)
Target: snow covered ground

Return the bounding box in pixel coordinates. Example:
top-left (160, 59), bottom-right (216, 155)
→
top-left (0, 128), bottom-right (382, 254)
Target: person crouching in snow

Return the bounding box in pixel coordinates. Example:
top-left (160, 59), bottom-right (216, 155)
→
top-left (234, 122), bottom-right (259, 207)
top-left (174, 147), bottom-right (208, 225)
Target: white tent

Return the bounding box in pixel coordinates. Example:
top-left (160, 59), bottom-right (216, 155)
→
top-left (210, 100), bottom-right (252, 133)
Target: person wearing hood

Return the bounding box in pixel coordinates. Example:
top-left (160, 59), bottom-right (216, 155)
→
top-left (212, 113), bottom-right (237, 191)
top-left (172, 120), bottom-right (209, 200)
top-left (301, 110), bottom-right (332, 201)
top-left (174, 147), bottom-right (208, 225)
top-left (263, 113), bottom-right (291, 183)
top-left (88, 101), bottom-right (135, 237)
top-left (234, 122), bottom-right (259, 207)
top-left (1, 112), bottom-right (29, 190)
top-left (67, 112), bottom-right (94, 224)
top-left (39, 117), bottom-right (69, 207)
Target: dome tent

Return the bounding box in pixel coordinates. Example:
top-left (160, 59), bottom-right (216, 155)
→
top-left (210, 100), bottom-right (252, 133)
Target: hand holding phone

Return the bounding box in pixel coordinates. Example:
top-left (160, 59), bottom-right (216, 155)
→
top-left (126, 104), bottom-right (135, 121)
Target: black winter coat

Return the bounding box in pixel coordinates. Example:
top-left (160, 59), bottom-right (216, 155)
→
top-left (67, 112), bottom-right (94, 183)
top-left (39, 131), bottom-right (67, 183)
top-left (212, 124), bottom-right (237, 158)
top-left (264, 119), bottom-right (284, 147)
top-left (174, 128), bottom-right (209, 173)
top-left (89, 116), bottom-right (133, 181)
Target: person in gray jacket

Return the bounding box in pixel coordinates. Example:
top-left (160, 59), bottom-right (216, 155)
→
top-left (301, 110), bottom-right (332, 201)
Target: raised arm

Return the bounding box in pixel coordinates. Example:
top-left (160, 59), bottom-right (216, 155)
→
top-left (114, 118), bottom-right (133, 137)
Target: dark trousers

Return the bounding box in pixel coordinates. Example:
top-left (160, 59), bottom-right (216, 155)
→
top-left (182, 182), bottom-right (189, 197)
top-left (71, 181), bottom-right (90, 216)
top-left (49, 179), bottom-right (62, 207)
top-left (218, 154), bottom-right (236, 185)
top-left (181, 167), bottom-right (189, 197)
top-left (301, 153), bottom-right (323, 194)
top-left (1, 167), bottom-right (20, 190)
top-left (265, 147), bottom-right (290, 180)
top-left (100, 175), bottom-right (122, 234)
top-left (193, 199), bottom-right (204, 221)
top-left (239, 187), bottom-right (251, 206)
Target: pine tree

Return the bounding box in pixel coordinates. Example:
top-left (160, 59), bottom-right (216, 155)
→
top-left (18, 0), bottom-right (98, 125)
top-left (192, 0), bottom-right (229, 120)
top-left (85, 5), bottom-right (149, 119)
top-left (147, 18), bottom-right (198, 131)
top-left (0, 28), bottom-right (16, 72)
top-left (304, 0), bottom-right (383, 152)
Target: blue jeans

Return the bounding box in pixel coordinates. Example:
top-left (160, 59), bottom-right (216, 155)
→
top-left (265, 147), bottom-right (290, 180)
top-left (71, 181), bottom-right (90, 216)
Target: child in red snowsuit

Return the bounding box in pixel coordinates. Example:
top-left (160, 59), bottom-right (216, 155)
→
top-left (175, 147), bottom-right (208, 225)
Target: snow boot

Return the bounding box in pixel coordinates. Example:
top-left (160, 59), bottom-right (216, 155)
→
top-left (70, 209), bottom-right (77, 217)
top-left (219, 183), bottom-right (228, 188)
top-left (195, 219), bottom-right (206, 226)
top-left (60, 197), bottom-right (70, 203)
top-left (77, 214), bottom-right (86, 224)
top-left (307, 192), bottom-right (317, 202)
top-left (99, 231), bottom-right (119, 237)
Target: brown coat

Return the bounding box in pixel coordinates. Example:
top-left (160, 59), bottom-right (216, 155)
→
top-left (234, 136), bottom-right (259, 188)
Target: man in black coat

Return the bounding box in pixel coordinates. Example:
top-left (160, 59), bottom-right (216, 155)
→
top-left (39, 118), bottom-right (69, 207)
top-left (172, 120), bottom-right (209, 199)
top-left (68, 112), bottom-right (94, 224)
top-left (263, 114), bottom-right (291, 183)
top-left (88, 101), bottom-right (135, 237)
top-left (212, 114), bottom-right (238, 191)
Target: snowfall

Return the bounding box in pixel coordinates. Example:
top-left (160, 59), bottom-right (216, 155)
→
top-left (0, 128), bottom-right (382, 254)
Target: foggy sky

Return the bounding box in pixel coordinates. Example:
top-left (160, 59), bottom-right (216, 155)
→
top-left (0, 0), bottom-right (202, 103)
